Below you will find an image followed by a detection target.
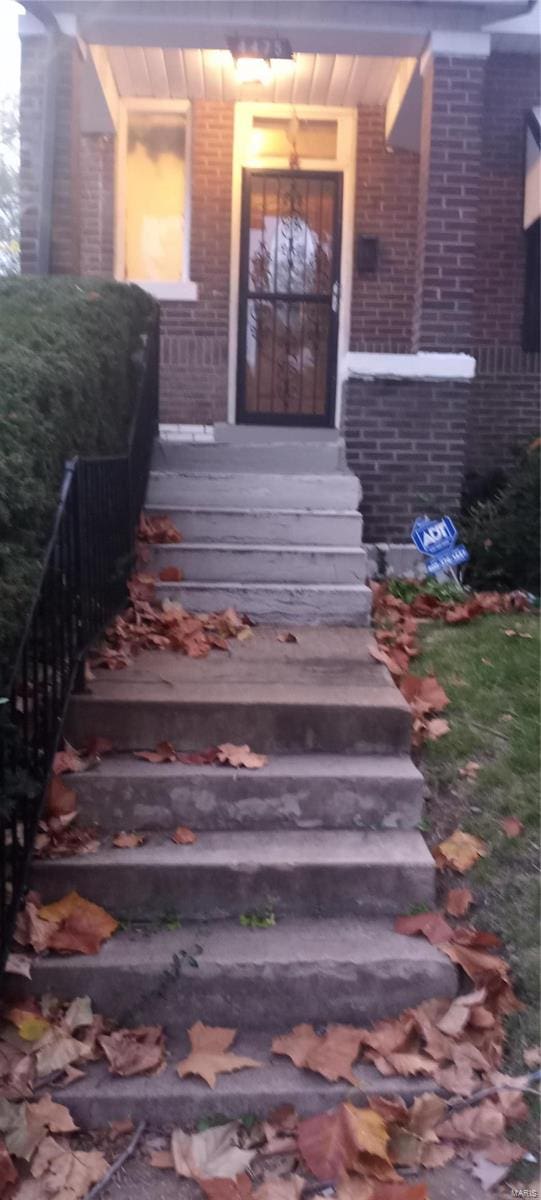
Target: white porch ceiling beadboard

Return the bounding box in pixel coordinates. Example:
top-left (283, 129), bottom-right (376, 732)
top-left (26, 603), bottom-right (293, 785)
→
top-left (105, 47), bottom-right (406, 106)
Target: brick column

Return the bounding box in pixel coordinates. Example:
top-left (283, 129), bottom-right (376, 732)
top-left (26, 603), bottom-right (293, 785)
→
top-left (414, 37), bottom-right (489, 352)
top-left (19, 35), bottom-right (48, 274)
top-left (50, 36), bottom-right (82, 274)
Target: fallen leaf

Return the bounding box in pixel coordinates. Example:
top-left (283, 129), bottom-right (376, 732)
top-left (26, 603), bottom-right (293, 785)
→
top-left (500, 816), bottom-right (524, 838)
top-left (5, 1006), bottom-right (50, 1043)
top-left (369, 1187), bottom-right (428, 1200)
top-left (445, 888), bottom-right (473, 917)
top-left (458, 761), bottom-right (480, 780)
top-left (433, 829), bottom-right (488, 873)
top-left (4, 953), bottom-right (32, 980)
top-left (171, 826), bottom-right (197, 845)
top-left (83, 735), bottom-right (113, 757)
top-left (470, 1152), bottom-right (512, 1191)
top-left (38, 891), bottom-right (118, 954)
top-left (171, 1122), bottom-right (257, 1178)
top-left (177, 748), bottom-right (219, 766)
top-left (425, 717), bottom-right (450, 740)
top-left (149, 1148), bottom-right (175, 1169)
top-left (45, 776), bottom-right (77, 818)
top-left (217, 744), bottom-right (268, 770)
top-left (62, 996), bottom-right (94, 1034)
top-left (0, 1097), bottom-right (46, 1160)
top-left (159, 566), bottom-right (184, 582)
top-left (254, 1177), bottom-right (304, 1200)
top-left (29, 1134), bottom-right (108, 1198)
top-left (298, 1103), bottom-right (394, 1182)
top-left (108, 1118), bottom-right (135, 1142)
top-left (272, 1025), bottom-right (363, 1086)
top-left (133, 741), bottom-right (178, 763)
top-left (523, 1045), bottom-right (541, 1068)
top-left (0, 1139), bottom-right (18, 1194)
top-left (436, 989), bottom-right (488, 1037)
top-left (237, 627), bottom-right (254, 642)
top-left (277, 632), bottom-right (298, 644)
top-left (138, 514), bottom-right (183, 544)
top-left (177, 1023), bottom-right (261, 1088)
top-left (28, 1093), bottom-right (78, 1134)
top-left (394, 912), bottom-right (453, 946)
top-left (400, 674), bottom-right (450, 714)
top-left (35, 1030), bottom-right (91, 1078)
top-left (99, 1026), bottom-right (164, 1076)
top-left (112, 831), bottom-right (145, 848)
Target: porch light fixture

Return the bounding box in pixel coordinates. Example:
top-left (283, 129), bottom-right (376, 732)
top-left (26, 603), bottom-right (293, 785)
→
top-left (228, 36), bottom-right (295, 85)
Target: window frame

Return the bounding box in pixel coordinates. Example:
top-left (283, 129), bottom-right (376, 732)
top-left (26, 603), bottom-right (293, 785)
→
top-left (115, 97), bottom-right (197, 301)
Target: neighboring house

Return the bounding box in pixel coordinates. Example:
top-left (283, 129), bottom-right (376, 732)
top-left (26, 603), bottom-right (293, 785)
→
top-left (18, 0), bottom-right (540, 541)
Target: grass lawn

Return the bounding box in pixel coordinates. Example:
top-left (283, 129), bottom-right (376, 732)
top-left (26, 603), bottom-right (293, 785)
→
top-left (415, 611), bottom-right (540, 1169)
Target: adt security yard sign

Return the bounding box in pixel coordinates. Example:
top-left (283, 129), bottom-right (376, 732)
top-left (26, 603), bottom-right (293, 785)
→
top-left (411, 516), bottom-right (469, 576)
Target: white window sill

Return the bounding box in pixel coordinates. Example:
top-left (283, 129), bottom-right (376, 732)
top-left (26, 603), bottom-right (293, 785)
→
top-left (345, 351), bottom-right (476, 382)
top-left (129, 280), bottom-right (198, 302)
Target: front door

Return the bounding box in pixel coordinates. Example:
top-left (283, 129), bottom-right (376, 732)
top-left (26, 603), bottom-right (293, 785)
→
top-left (236, 169), bottom-right (342, 426)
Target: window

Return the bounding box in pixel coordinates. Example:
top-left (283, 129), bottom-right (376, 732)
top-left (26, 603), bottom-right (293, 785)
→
top-left (117, 102), bottom-right (196, 300)
top-left (250, 117), bottom-right (338, 160)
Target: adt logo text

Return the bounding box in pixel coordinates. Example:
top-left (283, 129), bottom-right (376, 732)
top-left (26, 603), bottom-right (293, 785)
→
top-left (411, 516), bottom-right (458, 558)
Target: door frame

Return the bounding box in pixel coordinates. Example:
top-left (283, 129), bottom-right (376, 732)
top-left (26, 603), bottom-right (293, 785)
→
top-left (236, 167), bottom-right (343, 427)
top-left (228, 102), bottom-right (357, 428)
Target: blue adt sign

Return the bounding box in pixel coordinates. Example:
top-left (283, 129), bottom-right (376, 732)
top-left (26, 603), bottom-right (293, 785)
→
top-left (411, 516), bottom-right (469, 576)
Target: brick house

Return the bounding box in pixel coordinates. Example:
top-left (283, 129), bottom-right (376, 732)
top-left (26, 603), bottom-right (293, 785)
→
top-left (19, 0), bottom-right (540, 542)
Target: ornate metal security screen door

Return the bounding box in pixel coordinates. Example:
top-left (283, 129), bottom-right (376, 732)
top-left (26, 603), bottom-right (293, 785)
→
top-left (237, 170), bottom-right (343, 426)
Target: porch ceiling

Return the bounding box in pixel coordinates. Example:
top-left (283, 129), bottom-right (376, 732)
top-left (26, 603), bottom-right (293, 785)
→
top-left (101, 46), bottom-right (408, 106)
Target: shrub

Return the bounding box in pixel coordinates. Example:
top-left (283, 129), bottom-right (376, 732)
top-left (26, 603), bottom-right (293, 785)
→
top-left (461, 440), bottom-right (540, 595)
top-left (0, 277), bottom-right (156, 683)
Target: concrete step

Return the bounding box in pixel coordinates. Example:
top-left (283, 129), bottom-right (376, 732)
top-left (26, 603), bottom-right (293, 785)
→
top-left (67, 678), bottom-right (409, 756)
top-left (31, 829), bottom-right (435, 921)
top-left (151, 440), bottom-right (342, 472)
top-left (74, 753), bottom-right (424, 832)
top-left (147, 543), bottom-right (367, 585)
top-left (152, 581), bottom-right (372, 625)
top-left (22, 917), bottom-right (456, 1034)
top-left (146, 470), bottom-right (361, 511)
top-left (143, 505), bottom-right (363, 546)
top-left (213, 424), bottom-right (340, 444)
top-left (49, 1027), bottom-right (445, 1129)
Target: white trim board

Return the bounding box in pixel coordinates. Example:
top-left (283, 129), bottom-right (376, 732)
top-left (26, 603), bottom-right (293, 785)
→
top-left (345, 352), bottom-right (476, 381)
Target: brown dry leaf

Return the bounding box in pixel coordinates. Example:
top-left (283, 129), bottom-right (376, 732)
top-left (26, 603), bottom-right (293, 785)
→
top-left (4, 953), bottom-right (32, 980)
top-left (52, 744), bottom-right (89, 775)
top-left (436, 989), bottom-right (487, 1037)
top-left (28, 1093), bottom-right (78, 1134)
top-left (336, 1172), bottom-right (375, 1200)
top-left (108, 1118), bottom-right (135, 1142)
top-left (277, 632), bottom-right (299, 644)
top-left (138, 513), bottom-right (182, 544)
top-left (83, 735), bottom-right (113, 757)
top-left (177, 1023), bottom-right (262, 1088)
top-left (400, 674), bottom-right (450, 715)
top-left (35, 1029), bottom-right (92, 1078)
top-left (5, 1004), bottom-right (50, 1043)
top-left (458, 760), bottom-right (481, 780)
top-left (370, 1186), bottom-right (428, 1200)
top-left (445, 887), bottom-right (473, 917)
top-left (425, 717), bottom-right (450, 740)
top-left (149, 1148), bottom-right (175, 1169)
top-left (133, 740), bottom-right (178, 763)
top-left (14, 897), bottom-right (58, 954)
top-left (433, 829), bottom-right (488, 873)
top-left (253, 1177), bottom-right (304, 1200)
top-left (38, 891), bottom-right (118, 955)
top-left (236, 627), bottom-right (254, 642)
top-left (394, 911), bottom-right (453, 946)
top-left (171, 826), bottom-right (197, 845)
top-left (298, 1102), bottom-right (394, 1183)
top-left (272, 1024), bottom-right (363, 1086)
top-left (171, 1122), bottom-right (257, 1178)
top-left (112, 831), bottom-right (145, 849)
top-left (159, 565), bottom-right (184, 582)
top-left (500, 816), bottom-right (524, 838)
top-left (99, 1026), bottom-right (164, 1077)
top-left (524, 1045), bottom-right (541, 1068)
top-left (217, 744), bottom-right (268, 770)
top-left (177, 748), bottom-right (219, 765)
top-left (28, 1134), bottom-right (108, 1198)
top-left (0, 1139), bottom-right (18, 1194)
top-left (45, 776), bottom-right (77, 818)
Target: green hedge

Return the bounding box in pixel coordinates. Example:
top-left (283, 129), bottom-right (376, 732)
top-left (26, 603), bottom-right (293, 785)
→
top-left (0, 277), bottom-right (156, 684)
top-left (461, 440), bottom-right (540, 596)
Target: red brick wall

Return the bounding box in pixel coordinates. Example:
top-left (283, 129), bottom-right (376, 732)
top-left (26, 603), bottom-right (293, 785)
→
top-left (415, 54), bottom-right (485, 352)
top-left (80, 135), bottom-right (115, 276)
top-left (344, 377), bottom-right (469, 541)
top-left (351, 106), bottom-right (419, 352)
top-left (160, 100), bottom-right (234, 423)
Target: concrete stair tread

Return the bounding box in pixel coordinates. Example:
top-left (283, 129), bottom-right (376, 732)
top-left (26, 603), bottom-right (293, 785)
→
top-left (153, 542), bottom-right (366, 554)
top-left (52, 1026), bottom-right (443, 1127)
top-left (149, 470), bottom-right (355, 481)
top-left (145, 505), bottom-right (360, 516)
top-left (33, 828), bottom-right (433, 869)
top-left (77, 751), bottom-right (421, 782)
top-left (29, 916), bottom-right (451, 972)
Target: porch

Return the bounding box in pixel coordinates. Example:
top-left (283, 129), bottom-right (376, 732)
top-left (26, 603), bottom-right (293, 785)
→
top-left (19, 0), bottom-right (541, 539)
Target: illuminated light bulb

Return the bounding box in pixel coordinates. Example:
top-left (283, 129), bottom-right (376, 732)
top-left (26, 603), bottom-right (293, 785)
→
top-left (235, 56), bottom-right (272, 84)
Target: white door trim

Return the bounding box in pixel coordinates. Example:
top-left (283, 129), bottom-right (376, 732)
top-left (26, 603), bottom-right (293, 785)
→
top-left (227, 102), bottom-right (357, 427)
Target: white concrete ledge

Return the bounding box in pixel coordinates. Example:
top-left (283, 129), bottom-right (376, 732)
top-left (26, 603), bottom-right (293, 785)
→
top-left (345, 351), bottom-right (476, 382)
top-left (133, 281), bottom-right (198, 302)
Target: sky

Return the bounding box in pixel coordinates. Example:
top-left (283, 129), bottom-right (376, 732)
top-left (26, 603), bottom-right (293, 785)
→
top-left (0, 1), bottom-right (23, 101)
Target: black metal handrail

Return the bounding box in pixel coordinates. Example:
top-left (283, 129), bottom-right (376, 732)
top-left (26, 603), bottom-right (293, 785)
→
top-left (0, 309), bottom-right (160, 969)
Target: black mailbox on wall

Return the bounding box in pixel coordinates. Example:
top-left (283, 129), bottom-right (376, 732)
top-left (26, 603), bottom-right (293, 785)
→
top-left (357, 235), bottom-right (379, 275)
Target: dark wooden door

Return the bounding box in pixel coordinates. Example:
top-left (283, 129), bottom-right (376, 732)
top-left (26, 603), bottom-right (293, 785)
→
top-left (236, 169), bottom-right (342, 426)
